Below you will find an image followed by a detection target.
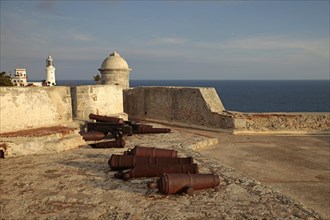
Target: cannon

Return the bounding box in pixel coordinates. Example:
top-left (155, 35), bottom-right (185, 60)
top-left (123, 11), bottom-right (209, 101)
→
top-left (89, 138), bottom-right (125, 148)
top-left (79, 131), bottom-right (106, 141)
top-left (87, 114), bottom-right (171, 137)
top-left (89, 113), bottom-right (124, 124)
top-left (132, 124), bottom-right (171, 134)
top-left (124, 146), bottom-right (178, 158)
top-left (108, 154), bottom-right (194, 171)
top-left (114, 163), bottom-right (199, 180)
top-left (86, 122), bottom-right (133, 138)
top-left (147, 173), bottom-right (220, 195)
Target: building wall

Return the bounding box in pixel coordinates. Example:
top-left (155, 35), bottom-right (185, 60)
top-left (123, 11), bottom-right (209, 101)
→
top-left (0, 87), bottom-right (72, 133)
top-left (100, 70), bottom-right (130, 88)
top-left (71, 85), bottom-right (123, 120)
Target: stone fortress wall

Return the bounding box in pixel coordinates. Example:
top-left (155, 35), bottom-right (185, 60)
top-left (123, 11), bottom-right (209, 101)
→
top-left (71, 85), bottom-right (124, 120)
top-left (124, 86), bottom-right (330, 134)
top-left (0, 86), bottom-right (72, 133)
top-left (1, 85), bottom-right (329, 134)
top-left (0, 85), bottom-right (124, 133)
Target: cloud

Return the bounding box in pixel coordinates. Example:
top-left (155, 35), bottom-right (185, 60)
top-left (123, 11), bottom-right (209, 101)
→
top-left (72, 34), bottom-right (91, 42)
top-left (128, 35), bottom-right (328, 66)
top-left (193, 36), bottom-right (329, 59)
top-left (149, 36), bottom-right (187, 45)
top-left (37, 0), bottom-right (57, 10)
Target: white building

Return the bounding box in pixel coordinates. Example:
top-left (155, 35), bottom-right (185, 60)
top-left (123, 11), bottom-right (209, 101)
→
top-left (11, 56), bottom-right (56, 87)
top-left (11, 68), bottom-right (28, 86)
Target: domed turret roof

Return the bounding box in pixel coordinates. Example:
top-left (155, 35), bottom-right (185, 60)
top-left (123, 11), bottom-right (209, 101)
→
top-left (99, 52), bottom-right (131, 70)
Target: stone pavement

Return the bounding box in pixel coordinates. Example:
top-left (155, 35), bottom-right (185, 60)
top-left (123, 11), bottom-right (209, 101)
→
top-left (192, 128), bottom-right (330, 219)
top-left (0, 122), bottom-right (325, 219)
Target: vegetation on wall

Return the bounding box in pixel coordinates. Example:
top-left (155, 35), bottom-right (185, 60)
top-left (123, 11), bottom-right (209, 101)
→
top-left (0, 72), bottom-right (14, 86)
top-left (93, 74), bottom-right (101, 85)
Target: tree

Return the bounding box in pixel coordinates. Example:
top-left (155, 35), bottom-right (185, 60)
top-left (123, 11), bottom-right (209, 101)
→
top-left (93, 74), bottom-right (101, 85)
top-left (0, 72), bottom-right (13, 86)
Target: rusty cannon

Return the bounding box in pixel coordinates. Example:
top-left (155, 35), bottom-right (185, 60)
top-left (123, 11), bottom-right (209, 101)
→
top-left (89, 113), bottom-right (124, 124)
top-left (147, 173), bottom-right (220, 195)
top-left (124, 146), bottom-right (178, 158)
top-left (114, 163), bottom-right (199, 180)
top-left (79, 131), bottom-right (106, 141)
top-left (87, 122), bottom-right (133, 139)
top-left (108, 154), bottom-right (194, 171)
top-left (132, 124), bottom-right (171, 134)
top-left (89, 138), bottom-right (125, 148)
top-left (87, 115), bottom-right (170, 137)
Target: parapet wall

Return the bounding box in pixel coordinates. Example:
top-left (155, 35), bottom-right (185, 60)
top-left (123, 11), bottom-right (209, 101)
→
top-left (1, 85), bottom-right (329, 134)
top-left (0, 85), bottom-right (125, 133)
top-left (124, 87), bottom-right (233, 128)
top-left (0, 87), bottom-right (72, 133)
top-left (124, 87), bottom-right (330, 133)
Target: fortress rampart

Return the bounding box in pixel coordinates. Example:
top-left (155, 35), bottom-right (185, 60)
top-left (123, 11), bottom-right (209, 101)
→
top-left (0, 86), bottom-right (72, 133)
top-left (1, 85), bottom-right (329, 134)
top-left (71, 85), bottom-right (124, 120)
top-left (124, 87), bottom-right (330, 134)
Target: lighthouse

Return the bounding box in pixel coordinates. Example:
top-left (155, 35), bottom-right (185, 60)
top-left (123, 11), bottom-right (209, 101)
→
top-left (45, 56), bottom-right (56, 86)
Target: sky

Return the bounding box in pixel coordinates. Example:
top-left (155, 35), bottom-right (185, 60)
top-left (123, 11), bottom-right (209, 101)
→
top-left (0, 0), bottom-right (329, 80)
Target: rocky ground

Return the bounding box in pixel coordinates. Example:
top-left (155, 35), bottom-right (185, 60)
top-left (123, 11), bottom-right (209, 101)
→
top-left (0, 124), bottom-right (323, 219)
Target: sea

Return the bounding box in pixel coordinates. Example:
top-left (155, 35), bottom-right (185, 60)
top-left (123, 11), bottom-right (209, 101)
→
top-left (57, 80), bottom-right (330, 113)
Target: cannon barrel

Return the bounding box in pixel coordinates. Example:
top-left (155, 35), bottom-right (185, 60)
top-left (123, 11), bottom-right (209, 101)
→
top-left (133, 124), bottom-right (171, 134)
top-left (108, 154), bottom-right (194, 171)
top-left (124, 146), bottom-right (178, 158)
top-left (148, 173), bottom-right (220, 195)
top-left (115, 163), bottom-right (199, 180)
top-left (89, 113), bottom-right (124, 124)
top-left (89, 138), bottom-right (125, 148)
top-left (79, 131), bottom-right (106, 141)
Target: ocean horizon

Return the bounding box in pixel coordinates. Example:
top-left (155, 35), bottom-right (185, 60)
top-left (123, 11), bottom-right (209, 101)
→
top-left (56, 79), bottom-right (330, 113)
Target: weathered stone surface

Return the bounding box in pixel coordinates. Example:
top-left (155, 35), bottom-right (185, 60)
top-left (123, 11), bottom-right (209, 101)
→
top-left (123, 87), bottom-right (329, 133)
top-left (0, 126), bottom-right (85, 157)
top-left (71, 85), bottom-right (124, 120)
top-left (0, 124), bottom-right (322, 219)
top-left (124, 87), bottom-right (226, 127)
top-left (232, 112), bottom-right (330, 133)
top-left (0, 87), bottom-right (72, 133)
